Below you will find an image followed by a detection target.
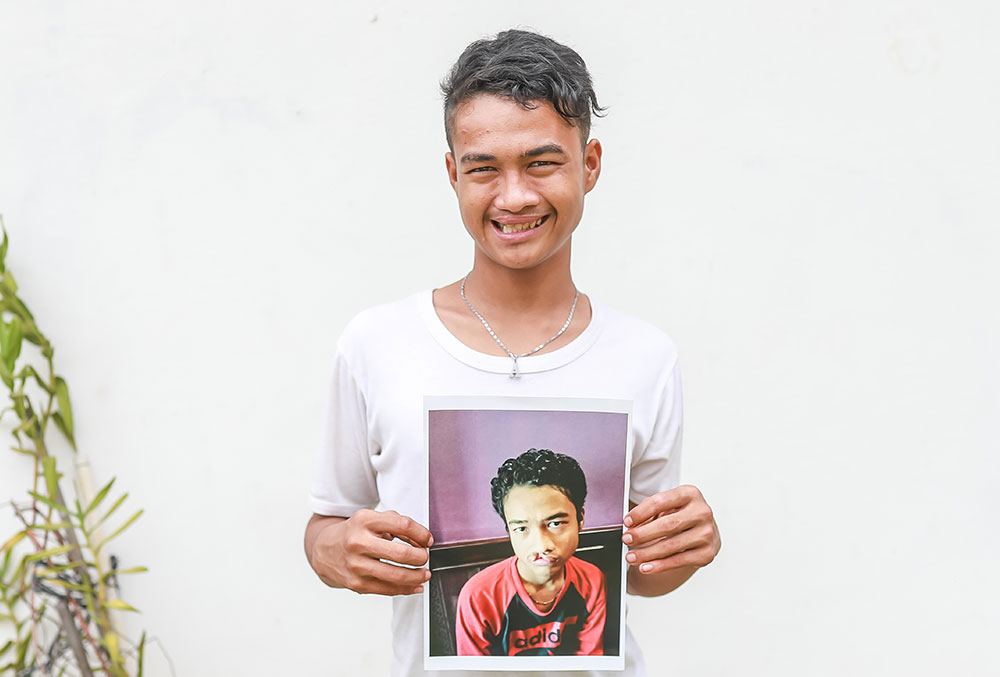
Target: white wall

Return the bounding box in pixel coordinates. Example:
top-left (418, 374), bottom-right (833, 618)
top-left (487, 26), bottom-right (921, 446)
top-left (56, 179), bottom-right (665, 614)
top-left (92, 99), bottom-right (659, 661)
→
top-left (1, 1), bottom-right (997, 675)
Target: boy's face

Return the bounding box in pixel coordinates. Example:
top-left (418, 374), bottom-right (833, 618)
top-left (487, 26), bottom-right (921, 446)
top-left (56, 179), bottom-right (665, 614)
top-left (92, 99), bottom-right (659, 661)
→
top-left (445, 94), bottom-right (602, 274)
top-left (503, 484), bottom-right (582, 585)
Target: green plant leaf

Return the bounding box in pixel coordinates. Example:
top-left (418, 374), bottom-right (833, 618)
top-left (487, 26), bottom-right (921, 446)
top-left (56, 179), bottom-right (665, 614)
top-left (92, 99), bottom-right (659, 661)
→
top-left (83, 477), bottom-right (115, 519)
top-left (138, 631), bottom-right (146, 676)
top-left (0, 221), bottom-right (8, 270)
top-left (42, 456), bottom-right (61, 503)
top-left (0, 269), bottom-right (16, 294)
top-left (1, 531), bottom-right (26, 554)
top-left (51, 411), bottom-right (75, 449)
top-left (25, 544), bottom-right (74, 563)
top-left (104, 599), bottom-right (139, 613)
top-left (35, 577), bottom-right (89, 593)
top-left (54, 376), bottom-right (73, 436)
top-left (26, 491), bottom-right (66, 513)
top-left (0, 316), bottom-right (22, 371)
top-left (95, 509), bottom-right (143, 553)
top-left (93, 492), bottom-right (128, 531)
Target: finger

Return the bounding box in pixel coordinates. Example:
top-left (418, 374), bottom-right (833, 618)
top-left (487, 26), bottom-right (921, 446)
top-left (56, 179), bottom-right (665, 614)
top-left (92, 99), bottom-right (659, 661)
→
top-left (624, 485), bottom-right (700, 528)
top-left (366, 511), bottom-right (434, 548)
top-left (631, 547), bottom-right (711, 575)
top-left (622, 508), bottom-right (698, 547)
top-left (625, 525), bottom-right (714, 567)
top-left (354, 558), bottom-right (432, 591)
top-left (361, 532), bottom-right (431, 568)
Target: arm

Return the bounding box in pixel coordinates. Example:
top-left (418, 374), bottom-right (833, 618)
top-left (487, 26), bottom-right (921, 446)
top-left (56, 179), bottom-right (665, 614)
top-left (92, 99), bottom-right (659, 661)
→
top-left (304, 510), bottom-right (433, 596)
top-left (455, 584), bottom-right (494, 656)
top-left (623, 486), bottom-right (721, 597)
top-left (577, 567), bottom-right (606, 656)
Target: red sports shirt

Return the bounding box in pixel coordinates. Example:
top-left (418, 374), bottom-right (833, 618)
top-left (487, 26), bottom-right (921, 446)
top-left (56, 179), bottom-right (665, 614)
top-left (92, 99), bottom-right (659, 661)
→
top-left (455, 555), bottom-right (606, 656)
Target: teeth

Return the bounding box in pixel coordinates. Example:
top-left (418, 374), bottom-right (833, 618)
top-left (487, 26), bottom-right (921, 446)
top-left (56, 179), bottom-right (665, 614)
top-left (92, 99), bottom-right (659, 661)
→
top-left (499, 217), bottom-right (544, 234)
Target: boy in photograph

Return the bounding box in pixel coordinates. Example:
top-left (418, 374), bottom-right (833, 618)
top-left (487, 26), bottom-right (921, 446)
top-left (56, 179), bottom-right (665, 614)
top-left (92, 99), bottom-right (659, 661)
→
top-left (455, 449), bottom-right (606, 656)
top-left (305, 29), bottom-right (722, 676)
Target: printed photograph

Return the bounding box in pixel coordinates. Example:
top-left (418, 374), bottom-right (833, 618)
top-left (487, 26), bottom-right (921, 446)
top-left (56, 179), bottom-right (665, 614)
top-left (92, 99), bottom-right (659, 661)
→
top-left (424, 397), bottom-right (630, 672)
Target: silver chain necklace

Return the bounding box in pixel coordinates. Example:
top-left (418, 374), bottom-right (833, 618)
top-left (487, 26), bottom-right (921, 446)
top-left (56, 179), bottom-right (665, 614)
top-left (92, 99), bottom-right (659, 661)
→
top-left (460, 274), bottom-right (580, 378)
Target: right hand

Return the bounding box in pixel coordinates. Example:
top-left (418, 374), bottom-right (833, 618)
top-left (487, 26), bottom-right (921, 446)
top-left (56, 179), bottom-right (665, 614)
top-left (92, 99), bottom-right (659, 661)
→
top-left (306, 510), bottom-right (434, 596)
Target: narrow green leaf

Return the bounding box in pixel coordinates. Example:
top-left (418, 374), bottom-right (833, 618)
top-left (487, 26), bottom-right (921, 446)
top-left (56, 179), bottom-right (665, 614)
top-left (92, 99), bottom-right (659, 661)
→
top-left (36, 561), bottom-right (96, 576)
top-left (138, 631), bottom-right (147, 676)
top-left (26, 491), bottom-right (66, 513)
top-left (83, 477), bottom-right (115, 519)
top-left (54, 376), bottom-right (73, 438)
top-left (51, 411), bottom-right (75, 450)
top-left (96, 509), bottom-right (143, 553)
top-left (0, 316), bottom-right (21, 369)
top-left (42, 456), bottom-right (60, 503)
top-left (0, 270), bottom-right (16, 294)
top-left (104, 599), bottom-right (139, 613)
top-left (93, 492), bottom-right (128, 531)
top-left (25, 544), bottom-right (74, 563)
top-left (0, 360), bottom-right (12, 389)
top-left (1, 531), bottom-right (26, 553)
top-left (114, 565), bottom-right (147, 576)
top-left (35, 577), bottom-right (89, 593)
top-left (0, 221), bottom-right (8, 269)
top-left (26, 521), bottom-right (70, 532)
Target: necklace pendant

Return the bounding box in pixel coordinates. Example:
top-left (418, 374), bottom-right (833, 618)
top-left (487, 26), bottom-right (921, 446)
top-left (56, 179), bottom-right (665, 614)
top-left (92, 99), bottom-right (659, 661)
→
top-left (509, 356), bottom-right (519, 379)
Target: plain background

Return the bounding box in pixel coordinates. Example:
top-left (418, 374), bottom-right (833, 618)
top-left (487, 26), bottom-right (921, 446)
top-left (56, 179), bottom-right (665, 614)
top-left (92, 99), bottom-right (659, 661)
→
top-left (1, 1), bottom-right (998, 675)
top-left (428, 408), bottom-right (628, 544)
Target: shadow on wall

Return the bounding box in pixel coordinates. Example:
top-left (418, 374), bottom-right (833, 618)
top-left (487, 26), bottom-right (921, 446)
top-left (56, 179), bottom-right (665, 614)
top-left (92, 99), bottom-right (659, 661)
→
top-left (428, 527), bottom-right (623, 657)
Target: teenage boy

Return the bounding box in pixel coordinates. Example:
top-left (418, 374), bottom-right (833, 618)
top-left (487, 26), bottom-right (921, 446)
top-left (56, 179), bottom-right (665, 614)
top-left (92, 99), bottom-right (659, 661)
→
top-left (305, 29), bottom-right (722, 676)
top-left (455, 449), bottom-right (605, 656)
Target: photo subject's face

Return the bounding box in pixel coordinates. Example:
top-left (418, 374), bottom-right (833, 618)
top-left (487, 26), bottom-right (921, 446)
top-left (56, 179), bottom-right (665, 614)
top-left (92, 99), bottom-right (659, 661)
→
top-left (503, 485), bottom-right (582, 585)
top-left (445, 94), bottom-right (601, 272)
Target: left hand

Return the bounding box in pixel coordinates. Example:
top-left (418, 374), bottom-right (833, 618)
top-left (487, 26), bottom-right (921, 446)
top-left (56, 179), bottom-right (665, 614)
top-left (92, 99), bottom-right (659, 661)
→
top-left (622, 484), bottom-right (721, 574)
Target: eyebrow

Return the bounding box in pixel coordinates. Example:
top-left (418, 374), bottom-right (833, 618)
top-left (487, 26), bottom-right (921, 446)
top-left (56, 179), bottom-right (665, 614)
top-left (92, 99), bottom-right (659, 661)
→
top-left (506, 511), bottom-right (571, 526)
top-left (459, 144), bottom-right (568, 165)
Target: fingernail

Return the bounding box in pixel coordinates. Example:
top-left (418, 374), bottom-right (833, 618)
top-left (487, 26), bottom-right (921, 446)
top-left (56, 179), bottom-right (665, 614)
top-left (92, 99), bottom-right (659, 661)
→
top-left (626, 552), bottom-right (637, 563)
top-left (622, 533), bottom-right (633, 545)
top-left (413, 585), bottom-right (424, 594)
top-left (428, 535), bottom-right (434, 547)
top-left (640, 563), bottom-right (652, 573)
top-left (623, 516), bottom-right (633, 527)
top-left (424, 570), bottom-right (432, 580)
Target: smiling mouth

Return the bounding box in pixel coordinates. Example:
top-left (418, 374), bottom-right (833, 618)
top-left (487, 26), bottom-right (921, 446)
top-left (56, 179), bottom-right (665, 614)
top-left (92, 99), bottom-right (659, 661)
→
top-left (532, 554), bottom-right (558, 565)
top-left (492, 215), bottom-right (548, 234)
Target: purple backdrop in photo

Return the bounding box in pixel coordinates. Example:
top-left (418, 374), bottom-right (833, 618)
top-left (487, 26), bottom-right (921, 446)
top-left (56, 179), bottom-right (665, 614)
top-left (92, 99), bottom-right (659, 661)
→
top-left (428, 409), bottom-right (627, 545)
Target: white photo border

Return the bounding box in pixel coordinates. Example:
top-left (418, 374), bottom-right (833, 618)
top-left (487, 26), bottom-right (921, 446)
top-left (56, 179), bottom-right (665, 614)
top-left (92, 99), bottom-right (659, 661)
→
top-left (423, 395), bottom-right (632, 672)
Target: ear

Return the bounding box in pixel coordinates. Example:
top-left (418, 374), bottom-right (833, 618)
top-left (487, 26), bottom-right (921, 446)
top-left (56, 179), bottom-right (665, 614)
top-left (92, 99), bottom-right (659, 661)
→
top-left (578, 508), bottom-right (585, 529)
top-left (583, 139), bottom-right (602, 194)
top-left (445, 151), bottom-right (459, 193)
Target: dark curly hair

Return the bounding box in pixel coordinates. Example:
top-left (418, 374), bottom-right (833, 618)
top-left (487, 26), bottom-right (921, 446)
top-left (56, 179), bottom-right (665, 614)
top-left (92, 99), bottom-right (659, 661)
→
top-left (441, 29), bottom-right (607, 150)
top-left (490, 448), bottom-right (588, 528)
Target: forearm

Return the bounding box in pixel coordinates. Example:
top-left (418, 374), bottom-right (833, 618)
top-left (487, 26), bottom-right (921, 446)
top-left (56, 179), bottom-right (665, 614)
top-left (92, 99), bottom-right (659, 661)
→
top-left (626, 563), bottom-right (698, 597)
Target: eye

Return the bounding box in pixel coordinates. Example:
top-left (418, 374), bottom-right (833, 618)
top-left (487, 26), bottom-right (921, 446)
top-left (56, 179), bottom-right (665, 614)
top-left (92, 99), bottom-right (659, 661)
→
top-left (529, 160), bottom-right (558, 169)
top-left (466, 166), bottom-right (496, 174)
top-left (511, 526), bottom-right (527, 533)
top-left (547, 520), bottom-right (568, 528)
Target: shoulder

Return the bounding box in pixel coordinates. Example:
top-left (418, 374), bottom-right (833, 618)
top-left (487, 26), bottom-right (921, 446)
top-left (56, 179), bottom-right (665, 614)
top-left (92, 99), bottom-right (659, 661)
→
top-left (335, 291), bottom-right (428, 362)
top-left (592, 301), bottom-right (679, 369)
top-left (566, 556), bottom-right (606, 592)
top-left (458, 558), bottom-right (516, 614)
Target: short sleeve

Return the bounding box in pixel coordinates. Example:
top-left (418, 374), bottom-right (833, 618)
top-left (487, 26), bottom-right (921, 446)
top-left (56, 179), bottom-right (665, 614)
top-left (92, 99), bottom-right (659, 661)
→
top-left (629, 358), bottom-right (683, 505)
top-left (307, 348), bottom-right (379, 516)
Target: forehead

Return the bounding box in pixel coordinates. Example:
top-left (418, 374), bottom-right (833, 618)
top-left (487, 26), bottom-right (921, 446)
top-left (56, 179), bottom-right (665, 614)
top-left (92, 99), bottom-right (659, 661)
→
top-left (450, 94), bottom-right (580, 156)
top-left (503, 485), bottom-right (575, 518)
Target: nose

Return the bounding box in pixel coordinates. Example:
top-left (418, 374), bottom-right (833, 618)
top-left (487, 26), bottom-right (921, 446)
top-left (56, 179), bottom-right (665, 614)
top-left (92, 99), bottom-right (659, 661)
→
top-left (494, 171), bottom-right (540, 213)
top-left (530, 528), bottom-right (554, 554)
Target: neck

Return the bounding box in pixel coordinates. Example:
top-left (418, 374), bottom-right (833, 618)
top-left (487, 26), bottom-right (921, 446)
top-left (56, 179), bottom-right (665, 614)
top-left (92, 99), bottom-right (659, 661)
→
top-left (466, 248), bottom-right (576, 314)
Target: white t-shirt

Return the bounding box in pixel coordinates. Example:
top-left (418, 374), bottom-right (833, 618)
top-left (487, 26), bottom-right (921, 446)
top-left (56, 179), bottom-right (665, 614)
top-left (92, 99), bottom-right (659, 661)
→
top-left (309, 291), bottom-right (683, 677)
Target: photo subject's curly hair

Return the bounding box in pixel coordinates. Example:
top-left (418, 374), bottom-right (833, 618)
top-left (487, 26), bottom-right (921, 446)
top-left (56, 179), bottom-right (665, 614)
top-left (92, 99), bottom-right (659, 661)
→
top-left (491, 448), bottom-right (588, 527)
top-left (440, 28), bottom-right (607, 149)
